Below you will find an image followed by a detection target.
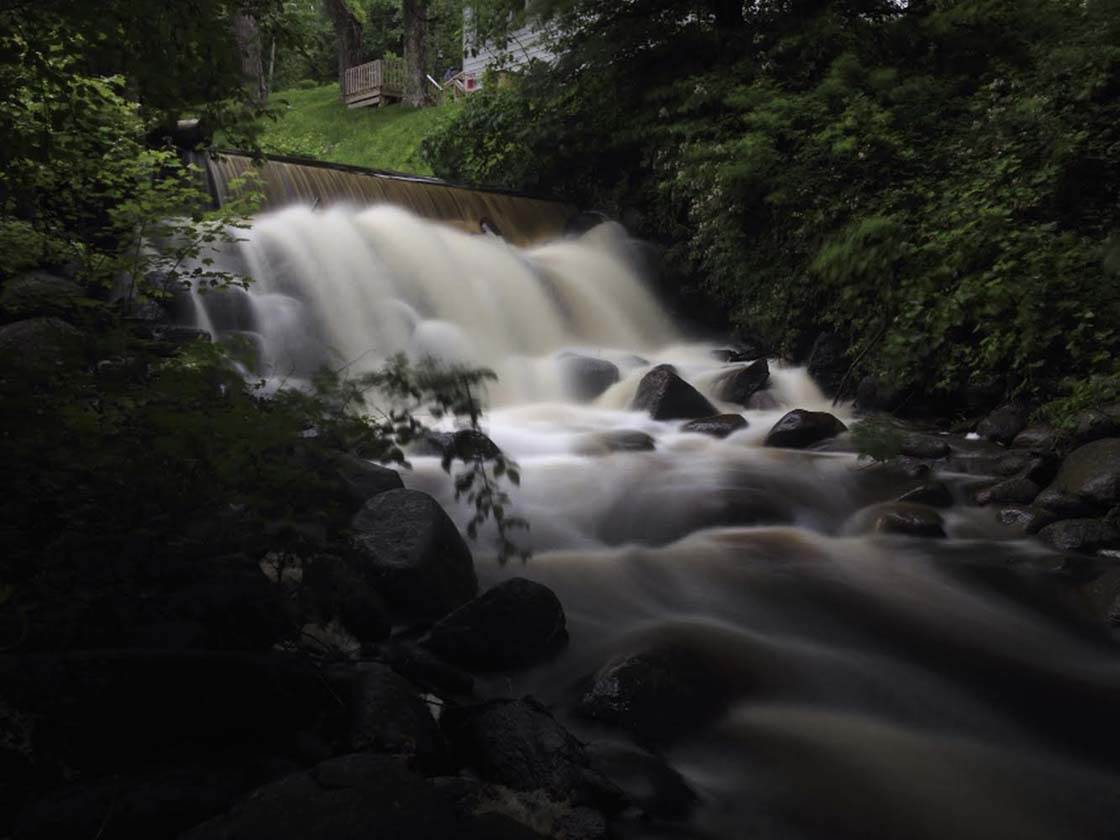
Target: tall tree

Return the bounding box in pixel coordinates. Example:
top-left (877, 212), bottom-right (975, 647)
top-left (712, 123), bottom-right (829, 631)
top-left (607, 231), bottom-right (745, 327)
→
top-left (323, 0), bottom-right (365, 87)
top-left (233, 12), bottom-right (269, 103)
top-left (402, 0), bottom-right (430, 106)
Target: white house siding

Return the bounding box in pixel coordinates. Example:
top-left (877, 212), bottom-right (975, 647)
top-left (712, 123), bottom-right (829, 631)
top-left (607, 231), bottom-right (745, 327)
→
top-left (462, 19), bottom-right (556, 81)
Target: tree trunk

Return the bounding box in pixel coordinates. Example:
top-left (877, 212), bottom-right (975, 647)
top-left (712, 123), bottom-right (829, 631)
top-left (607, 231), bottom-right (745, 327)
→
top-left (232, 13), bottom-right (267, 104)
top-left (403, 0), bottom-right (430, 107)
top-left (323, 0), bottom-right (364, 91)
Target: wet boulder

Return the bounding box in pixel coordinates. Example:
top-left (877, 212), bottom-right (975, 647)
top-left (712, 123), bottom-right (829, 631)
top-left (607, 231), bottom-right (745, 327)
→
top-left (630, 365), bottom-right (716, 420)
top-left (1037, 519), bottom-right (1120, 554)
top-left (350, 489), bottom-right (477, 624)
top-left (576, 646), bottom-right (728, 747)
top-left (976, 403), bottom-right (1030, 446)
top-left (324, 450), bottom-right (404, 507)
top-left (378, 640), bottom-right (474, 698)
top-left (574, 430), bottom-right (655, 455)
top-left (415, 429), bottom-right (501, 462)
top-left (897, 482), bottom-right (953, 509)
top-left (326, 663), bottom-right (447, 772)
top-left (764, 409), bottom-right (848, 449)
top-left (807, 332), bottom-right (851, 398)
top-left (976, 477), bottom-right (1042, 506)
top-left (715, 359), bottom-right (770, 406)
top-left (850, 502), bottom-right (945, 538)
top-left (1012, 426), bottom-right (1063, 453)
top-left (681, 414), bottom-right (748, 438)
top-left (900, 435), bottom-right (951, 460)
top-left (1037, 438), bottom-right (1120, 514)
top-left (0, 317), bottom-right (84, 373)
top-left (440, 698), bottom-right (620, 807)
top-left (1071, 410), bottom-right (1119, 447)
top-left (180, 754), bottom-right (457, 840)
top-left (0, 271), bottom-right (81, 320)
top-left (422, 578), bottom-right (568, 671)
top-left (998, 505), bottom-right (1058, 535)
top-left (561, 355), bottom-right (620, 402)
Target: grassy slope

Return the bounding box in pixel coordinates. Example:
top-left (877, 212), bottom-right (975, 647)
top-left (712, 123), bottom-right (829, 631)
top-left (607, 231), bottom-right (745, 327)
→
top-left (257, 83), bottom-right (462, 176)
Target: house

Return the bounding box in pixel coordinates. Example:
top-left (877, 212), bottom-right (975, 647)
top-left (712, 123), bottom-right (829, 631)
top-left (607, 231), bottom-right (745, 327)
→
top-left (458, 7), bottom-right (555, 92)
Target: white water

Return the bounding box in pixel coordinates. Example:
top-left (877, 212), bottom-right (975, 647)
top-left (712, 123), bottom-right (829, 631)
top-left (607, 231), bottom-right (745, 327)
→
top-left (195, 206), bottom-right (1120, 840)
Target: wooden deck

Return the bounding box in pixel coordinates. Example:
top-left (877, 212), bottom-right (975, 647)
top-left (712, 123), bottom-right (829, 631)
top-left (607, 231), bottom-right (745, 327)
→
top-left (342, 58), bottom-right (405, 109)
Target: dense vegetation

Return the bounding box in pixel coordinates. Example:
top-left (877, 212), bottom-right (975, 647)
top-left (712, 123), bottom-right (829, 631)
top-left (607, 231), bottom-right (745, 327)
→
top-left (424, 0), bottom-right (1120, 419)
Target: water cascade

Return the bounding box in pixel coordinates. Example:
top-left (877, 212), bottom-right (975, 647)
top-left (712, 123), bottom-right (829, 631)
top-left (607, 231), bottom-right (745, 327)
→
top-left (194, 205), bottom-right (1120, 840)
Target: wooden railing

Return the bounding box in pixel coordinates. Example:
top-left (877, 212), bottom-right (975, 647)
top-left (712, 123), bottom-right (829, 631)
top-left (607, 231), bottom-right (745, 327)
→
top-left (342, 57), bottom-right (405, 106)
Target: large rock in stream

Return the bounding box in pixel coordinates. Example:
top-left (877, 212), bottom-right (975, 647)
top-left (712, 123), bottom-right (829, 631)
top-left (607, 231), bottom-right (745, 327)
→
top-left (560, 354), bottom-right (620, 402)
top-left (764, 409), bottom-right (847, 449)
top-left (714, 359), bottom-right (770, 406)
top-left (1035, 438), bottom-right (1120, 516)
top-left (630, 365), bottom-right (716, 420)
top-left (349, 489), bottom-right (477, 624)
top-left (422, 578), bottom-right (568, 671)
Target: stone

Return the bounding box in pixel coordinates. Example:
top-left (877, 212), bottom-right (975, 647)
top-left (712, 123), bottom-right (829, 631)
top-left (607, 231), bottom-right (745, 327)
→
top-left (976, 403), bottom-right (1030, 446)
top-left (584, 741), bottom-right (697, 820)
top-left (714, 359), bottom-right (770, 406)
top-left (998, 505), bottom-right (1058, 535)
top-left (630, 365), bottom-right (716, 420)
top-left (0, 317), bottom-right (83, 373)
top-left (378, 640), bottom-right (474, 698)
top-left (560, 355), bottom-right (620, 402)
top-left (806, 332), bottom-right (850, 398)
top-left (324, 450), bottom-right (404, 507)
top-left (574, 430), bottom-right (656, 455)
top-left (861, 502), bottom-right (945, 538)
top-left (0, 271), bottom-right (82, 320)
top-left (1012, 426), bottom-right (1062, 453)
top-left (326, 663), bottom-right (447, 772)
top-left (422, 578), bottom-right (568, 671)
top-left (897, 482), bottom-right (953, 508)
top-left (764, 409), bottom-right (848, 449)
top-left (350, 489), bottom-right (477, 624)
top-left (576, 646), bottom-right (727, 747)
top-left (180, 754), bottom-right (458, 840)
top-left (1072, 410), bottom-right (1119, 447)
top-left (900, 435), bottom-right (951, 459)
top-left (1038, 438), bottom-right (1120, 514)
top-left (415, 429), bottom-right (502, 462)
top-left (1037, 519), bottom-right (1120, 554)
top-left (680, 414), bottom-right (748, 438)
top-left (977, 477), bottom-right (1042, 506)
top-left (440, 698), bottom-right (620, 808)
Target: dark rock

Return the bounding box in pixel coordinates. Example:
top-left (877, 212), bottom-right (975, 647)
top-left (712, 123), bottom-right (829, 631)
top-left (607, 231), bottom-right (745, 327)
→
top-left (0, 271), bottom-right (82, 320)
top-left (806, 332), bottom-right (851, 398)
top-left (714, 359), bottom-right (770, 406)
top-left (561, 355), bottom-right (621, 401)
top-left (855, 375), bottom-right (904, 413)
top-left (324, 450), bottom-right (404, 507)
top-left (1038, 519), bottom-right (1120, 554)
top-left (577, 647), bottom-right (727, 747)
top-left (180, 754), bottom-right (457, 840)
top-left (897, 482), bottom-right (953, 508)
top-left (553, 807), bottom-right (608, 840)
top-left (574, 430), bottom-right (656, 455)
top-left (1012, 426), bottom-right (1062, 453)
top-left (977, 477), bottom-right (1042, 506)
top-left (998, 505), bottom-right (1058, 535)
top-left (680, 414), bottom-right (748, 438)
top-left (350, 489), bottom-right (477, 623)
top-left (300, 555), bottom-right (390, 643)
top-left (1038, 438), bottom-right (1120, 514)
top-left (440, 698), bottom-right (620, 807)
top-left (630, 365), bottom-right (716, 420)
top-left (0, 317), bottom-right (83, 373)
top-left (976, 403), bottom-right (1030, 446)
top-left (747, 390), bottom-right (781, 410)
top-left (197, 287), bottom-right (256, 332)
top-left (710, 347), bottom-right (752, 363)
top-left (462, 813), bottom-right (548, 840)
top-left (378, 640), bottom-right (474, 698)
top-left (1033, 486), bottom-right (1096, 518)
top-left (1072, 410), bottom-right (1119, 447)
top-left (1021, 454), bottom-right (1061, 486)
top-left (422, 578), bottom-right (568, 671)
top-left (900, 435), bottom-right (951, 459)
top-left (326, 663), bottom-right (447, 772)
top-left (585, 742), bottom-right (697, 820)
top-left (764, 409), bottom-right (848, 449)
top-left (415, 429), bottom-right (502, 462)
top-left (862, 503), bottom-right (945, 538)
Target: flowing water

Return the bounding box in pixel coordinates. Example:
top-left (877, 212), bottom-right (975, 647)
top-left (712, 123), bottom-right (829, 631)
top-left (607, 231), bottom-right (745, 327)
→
top-left (195, 205), bottom-right (1120, 840)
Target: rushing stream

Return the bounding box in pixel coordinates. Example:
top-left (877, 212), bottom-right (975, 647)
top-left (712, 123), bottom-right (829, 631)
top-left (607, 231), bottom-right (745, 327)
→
top-left (194, 205), bottom-right (1120, 840)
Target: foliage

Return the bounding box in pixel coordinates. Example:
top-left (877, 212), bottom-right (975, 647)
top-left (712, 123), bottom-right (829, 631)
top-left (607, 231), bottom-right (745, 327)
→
top-left (426, 0), bottom-right (1120, 418)
top-left (256, 83), bottom-right (462, 174)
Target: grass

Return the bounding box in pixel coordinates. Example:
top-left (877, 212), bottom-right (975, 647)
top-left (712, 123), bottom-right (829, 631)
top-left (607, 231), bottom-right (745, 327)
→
top-left (253, 83), bottom-right (463, 176)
